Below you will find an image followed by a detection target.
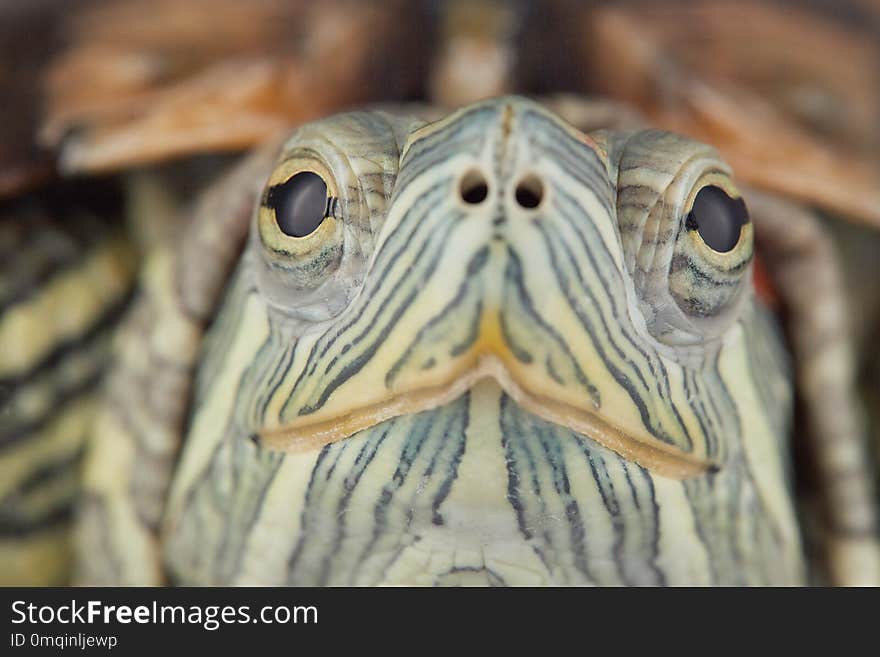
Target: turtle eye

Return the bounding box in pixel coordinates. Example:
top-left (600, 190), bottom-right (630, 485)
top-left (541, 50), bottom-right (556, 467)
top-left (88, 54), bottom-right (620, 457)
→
top-left (265, 171), bottom-right (331, 238)
top-left (257, 161), bottom-right (344, 290)
top-left (668, 179), bottom-right (754, 320)
top-left (685, 185), bottom-right (749, 253)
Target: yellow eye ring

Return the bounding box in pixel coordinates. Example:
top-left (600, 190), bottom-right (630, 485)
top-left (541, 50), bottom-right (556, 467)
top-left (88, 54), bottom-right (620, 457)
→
top-left (683, 173), bottom-right (751, 259)
top-left (258, 158), bottom-right (341, 258)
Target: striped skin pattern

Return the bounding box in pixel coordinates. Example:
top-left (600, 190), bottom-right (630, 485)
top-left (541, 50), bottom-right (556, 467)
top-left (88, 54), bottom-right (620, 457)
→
top-left (0, 200), bottom-right (134, 585)
top-left (150, 97), bottom-right (804, 585)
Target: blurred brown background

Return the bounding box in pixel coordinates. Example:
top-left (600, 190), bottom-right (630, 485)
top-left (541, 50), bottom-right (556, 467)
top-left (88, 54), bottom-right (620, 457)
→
top-left (1, 0), bottom-right (877, 217)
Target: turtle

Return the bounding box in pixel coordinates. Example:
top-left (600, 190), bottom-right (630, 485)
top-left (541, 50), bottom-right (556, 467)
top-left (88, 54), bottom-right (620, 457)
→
top-left (71, 95), bottom-right (880, 586)
top-left (1, 0), bottom-right (878, 586)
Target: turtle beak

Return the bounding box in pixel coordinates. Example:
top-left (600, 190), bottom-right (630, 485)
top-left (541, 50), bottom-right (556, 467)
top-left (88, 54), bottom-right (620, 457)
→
top-left (259, 97), bottom-right (714, 479)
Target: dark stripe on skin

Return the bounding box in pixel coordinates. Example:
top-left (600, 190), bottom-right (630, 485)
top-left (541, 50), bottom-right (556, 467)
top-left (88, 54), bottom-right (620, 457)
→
top-left (384, 247), bottom-right (489, 386)
top-left (500, 393), bottom-right (594, 582)
top-left (289, 204), bottom-right (465, 416)
top-left (584, 450), bottom-right (631, 583)
top-left (0, 454), bottom-right (84, 538)
top-left (683, 370), bottom-right (716, 460)
top-left (434, 566), bottom-right (507, 586)
top-left (317, 427), bottom-right (391, 585)
top-left (350, 414), bottom-right (441, 576)
top-left (549, 186), bottom-right (698, 453)
top-left (214, 440), bottom-right (285, 582)
top-left (520, 112), bottom-right (616, 219)
top-left (393, 106), bottom-right (495, 192)
top-left (502, 247), bottom-right (598, 402)
top-left (0, 502), bottom-right (73, 537)
top-left (164, 426), bottom-right (284, 583)
top-left (0, 368), bottom-right (103, 448)
top-left (0, 290), bottom-right (131, 392)
top-left (224, 312), bottom-right (301, 434)
top-left (537, 417), bottom-right (592, 580)
top-left (674, 249), bottom-right (751, 279)
top-left (288, 179), bottom-right (450, 388)
top-left (0, 445), bottom-right (84, 536)
top-left (429, 397), bottom-right (469, 528)
top-left (680, 443), bottom-right (784, 587)
top-left (498, 308), bottom-right (533, 364)
top-left (625, 463), bottom-right (667, 585)
top-left (284, 443), bottom-right (335, 580)
top-left (254, 339), bottom-right (298, 424)
top-left (697, 358), bottom-right (734, 462)
top-left (685, 477), bottom-right (723, 585)
top-left (534, 216), bottom-right (686, 449)
top-left (551, 186), bottom-right (657, 394)
top-left (8, 445), bottom-right (84, 497)
top-left (284, 396), bottom-right (469, 585)
top-left (698, 350), bottom-right (740, 463)
top-left (0, 215), bottom-right (115, 314)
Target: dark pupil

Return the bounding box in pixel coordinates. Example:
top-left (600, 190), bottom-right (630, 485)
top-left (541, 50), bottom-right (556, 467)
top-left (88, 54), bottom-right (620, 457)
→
top-left (266, 171), bottom-right (328, 237)
top-left (686, 185), bottom-right (749, 253)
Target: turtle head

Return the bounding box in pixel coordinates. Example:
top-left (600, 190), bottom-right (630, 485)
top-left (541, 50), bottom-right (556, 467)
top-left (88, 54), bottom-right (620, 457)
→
top-left (211, 97), bottom-right (758, 478)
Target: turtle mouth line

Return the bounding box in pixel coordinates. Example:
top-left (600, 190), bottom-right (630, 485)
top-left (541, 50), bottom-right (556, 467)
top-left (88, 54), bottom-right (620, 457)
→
top-left (258, 355), bottom-right (714, 480)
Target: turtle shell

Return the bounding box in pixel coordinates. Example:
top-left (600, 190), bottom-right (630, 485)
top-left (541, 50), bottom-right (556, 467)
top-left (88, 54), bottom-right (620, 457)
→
top-left (39, 0), bottom-right (434, 174)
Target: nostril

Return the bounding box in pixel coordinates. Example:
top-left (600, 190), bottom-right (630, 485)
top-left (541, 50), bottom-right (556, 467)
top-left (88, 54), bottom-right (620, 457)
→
top-left (460, 169), bottom-right (489, 205)
top-left (515, 174), bottom-right (544, 209)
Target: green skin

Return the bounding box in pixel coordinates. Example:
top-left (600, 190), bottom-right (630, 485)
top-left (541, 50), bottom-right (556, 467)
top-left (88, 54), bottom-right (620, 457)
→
top-left (76, 97), bottom-right (806, 585)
